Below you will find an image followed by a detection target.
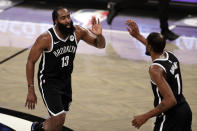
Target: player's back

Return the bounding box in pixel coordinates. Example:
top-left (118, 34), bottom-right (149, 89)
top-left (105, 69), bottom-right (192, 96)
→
top-left (151, 51), bottom-right (192, 130)
top-left (150, 51), bottom-right (185, 108)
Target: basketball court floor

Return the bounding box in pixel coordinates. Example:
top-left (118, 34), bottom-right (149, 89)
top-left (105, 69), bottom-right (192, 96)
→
top-left (0, 1), bottom-right (197, 131)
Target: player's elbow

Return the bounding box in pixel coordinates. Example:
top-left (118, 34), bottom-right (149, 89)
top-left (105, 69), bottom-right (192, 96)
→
top-left (99, 42), bottom-right (106, 48)
top-left (26, 59), bottom-right (35, 66)
top-left (95, 36), bottom-right (106, 48)
top-left (170, 96), bottom-right (177, 107)
top-left (26, 58), bottom-right (36, 70)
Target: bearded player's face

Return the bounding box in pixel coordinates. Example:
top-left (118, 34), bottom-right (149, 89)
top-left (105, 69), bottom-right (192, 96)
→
top-left (56, 9), bottom-right (75, 36)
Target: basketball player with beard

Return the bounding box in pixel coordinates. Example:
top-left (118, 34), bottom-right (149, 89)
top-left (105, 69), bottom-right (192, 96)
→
top-left (126, 20), bottom-right (192, 131)
top-left (25, 7), bottom-right (106, 131)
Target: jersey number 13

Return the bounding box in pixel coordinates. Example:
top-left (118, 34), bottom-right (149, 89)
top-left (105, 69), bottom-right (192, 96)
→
top-left (61, 56), bottom-right (69, 67)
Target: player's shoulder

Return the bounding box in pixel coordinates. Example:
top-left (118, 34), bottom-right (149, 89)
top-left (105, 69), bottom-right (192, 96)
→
top-left (149, 62), bottom-right (166, 75)
top-left (37, 31), bottom-right (51, 42)
top-left (149, 66), bottom-right (164, 81)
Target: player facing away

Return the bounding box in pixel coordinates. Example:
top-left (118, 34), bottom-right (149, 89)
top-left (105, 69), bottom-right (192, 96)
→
top-left (126, 20), bottom-right (192, 131)
top-left (25, 7), bottom-right (106, 131)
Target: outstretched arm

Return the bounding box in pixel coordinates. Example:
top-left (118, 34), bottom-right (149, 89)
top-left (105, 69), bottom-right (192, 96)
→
top-left (126, 20), bottom-right (147, 46)
top-left (75, 16), bottom-right (106, 48)
top-left (132, 65), bottom-right (177, 129)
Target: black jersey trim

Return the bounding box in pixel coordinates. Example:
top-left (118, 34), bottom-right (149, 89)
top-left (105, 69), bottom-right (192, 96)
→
top-left (153, 51), bottom-right (169, 62)
top-left (166, 50), bottom-right (174, 55)
top-left (151, 63), bottom-right (167, 73)
top-left (52, 27), bottom-right (69, 42)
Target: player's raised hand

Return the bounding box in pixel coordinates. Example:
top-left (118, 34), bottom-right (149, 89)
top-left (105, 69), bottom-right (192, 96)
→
top-left (89, 16), bottom-right (102, 36)
top-left (126, 20), bottom-right (140, 38)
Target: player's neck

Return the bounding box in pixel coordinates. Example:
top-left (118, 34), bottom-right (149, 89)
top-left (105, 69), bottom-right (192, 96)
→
top-left (55, 26), bottom-right (69, 39)
top-left (151, 52), bottom-right (165, 61)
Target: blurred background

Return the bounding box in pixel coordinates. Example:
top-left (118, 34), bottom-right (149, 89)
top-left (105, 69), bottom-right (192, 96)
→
top-left (0, 0), bottom-right (197, 131)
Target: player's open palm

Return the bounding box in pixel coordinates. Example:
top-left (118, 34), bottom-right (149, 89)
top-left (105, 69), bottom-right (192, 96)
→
top-left (90, 16), bottom-right (102, 36)
top-left (126, 20), bottom-right (140, 38)
top-left (25, 89), bottom-right (37, 110)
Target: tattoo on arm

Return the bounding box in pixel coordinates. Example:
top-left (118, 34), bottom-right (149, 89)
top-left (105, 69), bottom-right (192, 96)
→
top-left (157, 103), bottom-right (166, 111)
top-left (95, 37), bottom-right (99, 46)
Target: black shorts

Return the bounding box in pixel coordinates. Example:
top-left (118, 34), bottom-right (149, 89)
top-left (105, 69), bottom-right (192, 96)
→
top-left (153, 101), bottom-right (192, 131)
top-left (38, 74), bottom-right (72, 116)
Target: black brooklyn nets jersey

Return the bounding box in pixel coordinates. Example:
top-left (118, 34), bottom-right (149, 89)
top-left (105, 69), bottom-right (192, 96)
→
top-left (150, 51), bottom-right (185, 110)
top-left (38, 27), bottom-right (77, 79)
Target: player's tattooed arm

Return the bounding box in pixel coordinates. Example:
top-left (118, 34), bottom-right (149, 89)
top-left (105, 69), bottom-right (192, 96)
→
top-left (157, 103), bottom-right (166, 111)
top-left (94, 34), bottom-right (105, 48)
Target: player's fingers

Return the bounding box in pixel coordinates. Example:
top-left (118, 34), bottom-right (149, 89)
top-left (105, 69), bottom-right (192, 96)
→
top-left (125, 21), bottom-right (130, 27)
top-left (97, 18), bottom-right (100, 24)
top-left (135, 123), bottom-right (140, 128)
top-left (126, 27), bottom-right (131, 33)
top-left (126, 26), bottom-right (131, 31)
top-left (136, 123), bottom-right (141, 129)
top-left (128, 20), bottom-right (136, 26)
top-left (29, 102), bottom-right (32, 109)
top-left (132, 119), bottom-right (136, 126)
top-left (132, 122), bottom-right (137, 127)
top-left (126, 19), bottom-right (134, 25)
top-left (26, 100), bottom-right (30, 108)
top-left (129, 22), bottom-right (135, 27)
top-left (88, 28), bottom-right (93, 33)
top-left (29, 103), bottom-right (32, 109)
top-left (126, 19), bottom-right (131, 23)
top-left (126, 20), bottom-right (131, 25)
top-left (25, 100), bottom-right (27, 107)
top-left (126, 27), bottom-right (129, 31)
top-left (32, 103), bottom-right (35, 109)
top-left (91, 17), bottom-right (94, 25)
top-left (91, 16), bottom-right (96, 25)
top-left (126, 27), bottom-right (132, 34)
top-left (28, 102), bottom-right (31, 109)
top-left (31, 102), bottom-right (34, 110)
top-left (29, 102), bottom-right (33, 109)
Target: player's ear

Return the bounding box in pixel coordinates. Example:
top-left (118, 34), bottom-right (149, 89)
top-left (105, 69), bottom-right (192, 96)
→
top-left (55, 20), bottom-right (58, 25)
top-left (147, 44), bottom-right (151, 48)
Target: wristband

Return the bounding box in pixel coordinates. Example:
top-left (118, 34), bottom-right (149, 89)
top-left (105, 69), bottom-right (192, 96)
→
top-left (28, 84), bottom-right (34, 88)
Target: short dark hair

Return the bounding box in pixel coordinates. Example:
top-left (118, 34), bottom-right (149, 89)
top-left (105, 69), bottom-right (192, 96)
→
top-left (147, 32), bottom-right (166, 53)
top-left (52, 7), bottom-right (65, 25)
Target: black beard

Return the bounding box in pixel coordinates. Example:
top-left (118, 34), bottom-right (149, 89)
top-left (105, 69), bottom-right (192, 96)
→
top-left (57, 21), bottom-right (75, 36)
